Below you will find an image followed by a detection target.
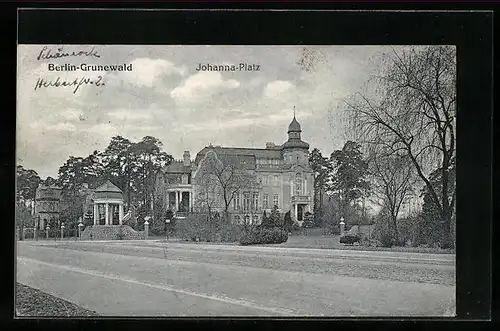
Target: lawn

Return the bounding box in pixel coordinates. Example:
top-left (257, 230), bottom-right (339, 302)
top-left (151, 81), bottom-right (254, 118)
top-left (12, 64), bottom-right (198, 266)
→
top-left (279, 234), bottom-right (455, 254)
top-left (162, 233), bottom-right (454, 254)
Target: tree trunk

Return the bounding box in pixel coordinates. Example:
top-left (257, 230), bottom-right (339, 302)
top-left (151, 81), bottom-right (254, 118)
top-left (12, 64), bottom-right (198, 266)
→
top-left (391, 213), bottom-right (399, 245)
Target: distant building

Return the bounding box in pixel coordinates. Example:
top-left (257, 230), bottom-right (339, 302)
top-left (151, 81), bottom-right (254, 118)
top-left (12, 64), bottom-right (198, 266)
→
top-left (155, 114), bottom-right (314, 225)
top-left (34, 184), bottom-right (62, 229)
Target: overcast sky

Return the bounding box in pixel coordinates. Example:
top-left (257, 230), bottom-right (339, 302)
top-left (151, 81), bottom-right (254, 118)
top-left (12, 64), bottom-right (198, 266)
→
top-left (17, 45), bottom-right (395, 179)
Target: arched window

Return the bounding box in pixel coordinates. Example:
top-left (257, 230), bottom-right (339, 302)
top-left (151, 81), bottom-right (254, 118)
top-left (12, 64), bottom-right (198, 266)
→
top-left (295, 173), bottom-right (303, 196)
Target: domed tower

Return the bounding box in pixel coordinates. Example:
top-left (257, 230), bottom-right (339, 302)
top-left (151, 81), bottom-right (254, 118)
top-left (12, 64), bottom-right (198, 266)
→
top-left (282, 110), bottom-right (310, 165)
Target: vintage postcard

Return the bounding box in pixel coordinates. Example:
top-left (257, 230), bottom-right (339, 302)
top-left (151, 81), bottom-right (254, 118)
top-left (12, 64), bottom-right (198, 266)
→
top-left (16, 44), bottom-right (456, 317)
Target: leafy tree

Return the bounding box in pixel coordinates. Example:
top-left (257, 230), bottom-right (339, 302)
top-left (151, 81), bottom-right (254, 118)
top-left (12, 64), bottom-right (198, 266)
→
top-left (100, 136), bottom-right (136, 209)
top-left (329, 141), bottom-right (370, 215)
top-left (16, 165), bottom-right (41, 205)
top-left (131, 136), bottom-right (172, 215)
top-left (345, 46), bottom-right (456, 248)
top-left (283, 211), bottom-right (292, 232)
top-left (309, 148), bottom-right (333, 226)
top-left (43, 176), bottom-right (57, 186)
top-left (417, 157), bottom-right (456, 248)
top-left (261, 205), bottom-right (281, 228)
top-left (57, 151), bottom-right (103, 195)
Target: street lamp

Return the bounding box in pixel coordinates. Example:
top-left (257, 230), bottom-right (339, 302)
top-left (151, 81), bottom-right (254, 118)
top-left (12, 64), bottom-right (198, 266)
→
top-left (60, 223), bottom-right (65, 239)
top-left (78, 222), bottom-right (83, 240)
top-left (165, 217), bottom-right (171, 241)
top-left (339, 217), bottom-right (345, 237)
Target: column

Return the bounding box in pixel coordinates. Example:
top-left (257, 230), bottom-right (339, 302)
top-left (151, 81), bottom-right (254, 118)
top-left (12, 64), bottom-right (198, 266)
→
top-left (93, 203), bottom-right (98, 225)
top-left (119, 203), bottom-right (124, 225)
top-left (188, 191), bottom-right (192, 212)
top-left (290, 180), bottom-right (293, 197)
top-left (105, 203), bottom-right (109, 225)
top-left (175, 191), bottom-right (179, 212)
top-left (294, 204), bottom-right (298, 221)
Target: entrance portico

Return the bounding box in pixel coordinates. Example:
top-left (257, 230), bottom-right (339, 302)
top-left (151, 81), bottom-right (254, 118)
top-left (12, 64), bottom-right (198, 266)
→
top-left (167, 187), bottom-right (193, 212)
top-left (291, 195), bottom-right (311, 223)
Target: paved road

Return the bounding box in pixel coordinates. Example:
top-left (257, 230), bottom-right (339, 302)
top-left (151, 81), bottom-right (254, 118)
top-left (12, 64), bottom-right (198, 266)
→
top-left (16, 240), bottom-right (455, 317)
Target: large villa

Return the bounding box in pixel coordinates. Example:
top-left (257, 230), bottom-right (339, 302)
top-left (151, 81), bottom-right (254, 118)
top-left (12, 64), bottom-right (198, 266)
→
top-left (155, 115), bottom-right (314, 225)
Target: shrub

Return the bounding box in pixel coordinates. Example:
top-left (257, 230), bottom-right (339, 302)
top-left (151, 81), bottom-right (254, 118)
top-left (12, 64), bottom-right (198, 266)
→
top-left (240, 227), bottom-right (288, 245)
top-left (340, 234), bottom-right (361, 245)
top-left (291, 221), bottom-right (301, 232)
top-left (379, 231), bottom-right (394, 248)
top-left (115, 227), bottom-right (125, 240)
top-left (302, 220), bottom-right (315, 228)
top-left (176, 213), bottom-right (242, 243)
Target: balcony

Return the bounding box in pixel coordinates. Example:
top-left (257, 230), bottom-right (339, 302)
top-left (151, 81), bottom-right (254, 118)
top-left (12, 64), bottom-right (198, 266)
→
top-left (291, 195), bottom-right (311, 204)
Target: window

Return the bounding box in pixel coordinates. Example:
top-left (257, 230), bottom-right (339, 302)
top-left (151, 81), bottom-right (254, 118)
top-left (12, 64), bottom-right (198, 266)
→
top-left (263, 175), bottom-right (268, 185)
top-left (274, 175), bottom-right (279, 185)
top-left (295, 173), bottom-right (303, 196)
top-left (273, 194), bottom-right (279, 208)
top-left (233, 192), bottom-right (240, 210)
top-left (252, 192), bottom-right (259, 211)
top-left (263, 193), bottom-right (269, 209)
top-left (243, 192), bottom-right (251, 212)
top-left (234, 215), bottom-right (241, 224)
top-left (244, 215), bottom-right (250, 224)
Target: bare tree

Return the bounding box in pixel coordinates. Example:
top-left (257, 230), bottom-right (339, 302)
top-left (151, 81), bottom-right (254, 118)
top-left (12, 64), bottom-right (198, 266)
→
top-left (345, 46), bottom-right (456, 247)
top-left (193, 150), bottom-right (256, 222)
top-left (368, 145), bottom-right (418, 243)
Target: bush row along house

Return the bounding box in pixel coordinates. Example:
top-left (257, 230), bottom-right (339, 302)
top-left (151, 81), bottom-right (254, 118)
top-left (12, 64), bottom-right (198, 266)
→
top-left (155, 114), bottom-right (315, 226)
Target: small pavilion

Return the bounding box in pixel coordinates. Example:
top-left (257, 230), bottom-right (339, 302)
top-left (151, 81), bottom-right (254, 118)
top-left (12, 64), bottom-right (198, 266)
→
top-left (92, 180), bottom-right (125, 226)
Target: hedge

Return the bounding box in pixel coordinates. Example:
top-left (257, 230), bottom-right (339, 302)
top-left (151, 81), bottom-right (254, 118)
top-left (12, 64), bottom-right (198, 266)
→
top-left (240, 227), bottom-right (288, 245)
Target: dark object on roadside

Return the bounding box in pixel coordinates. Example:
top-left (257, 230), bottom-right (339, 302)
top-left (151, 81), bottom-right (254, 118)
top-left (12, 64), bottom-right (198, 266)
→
top-left (240, 227), bottom-right (288, 245)
top-left (340, 234), bottom-right (361, 245)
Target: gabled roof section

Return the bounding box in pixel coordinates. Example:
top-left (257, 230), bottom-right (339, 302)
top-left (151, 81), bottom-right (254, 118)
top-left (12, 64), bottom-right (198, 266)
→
top-left (162, 161), bottom-right (192, 174)
top-left (94, 180), bottom-right (123, 193)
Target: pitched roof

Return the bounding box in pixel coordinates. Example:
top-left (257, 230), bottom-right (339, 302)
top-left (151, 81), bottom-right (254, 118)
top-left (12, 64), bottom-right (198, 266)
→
top-left (194, 146), bottom-right (282, 166)
top-left (162, 161), bottom-right (192, 174)
top-left (94, 180), bottom-right (122, 193)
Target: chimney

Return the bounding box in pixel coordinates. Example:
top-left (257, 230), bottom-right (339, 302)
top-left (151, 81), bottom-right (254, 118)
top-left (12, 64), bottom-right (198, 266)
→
top-left (183, 151), bottom-right (191, 166)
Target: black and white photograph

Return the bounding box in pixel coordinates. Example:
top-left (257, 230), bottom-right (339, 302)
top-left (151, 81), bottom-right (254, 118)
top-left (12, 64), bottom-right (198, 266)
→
top-left (16, 44), bottom-right (456, 317)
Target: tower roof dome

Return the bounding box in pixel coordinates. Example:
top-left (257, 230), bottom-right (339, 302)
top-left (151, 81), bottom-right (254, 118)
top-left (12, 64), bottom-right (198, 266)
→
top-left (288, 115), bottom-right (301, 133)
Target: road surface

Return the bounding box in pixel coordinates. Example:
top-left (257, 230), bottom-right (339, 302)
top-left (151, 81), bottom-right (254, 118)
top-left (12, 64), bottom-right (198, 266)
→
top-left (16, 240), bottom-right (455, 317)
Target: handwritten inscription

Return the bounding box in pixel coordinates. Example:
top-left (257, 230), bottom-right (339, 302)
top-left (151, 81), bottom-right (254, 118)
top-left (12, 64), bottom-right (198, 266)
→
top-left (37, 46), bottom-right (101, 61)
top-left (34, 76), bottom-right (104, 94)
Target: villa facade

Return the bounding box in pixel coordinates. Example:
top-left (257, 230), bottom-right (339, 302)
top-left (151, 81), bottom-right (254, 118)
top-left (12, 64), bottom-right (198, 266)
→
top-left (155, 115), bottom-right (314, 225)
